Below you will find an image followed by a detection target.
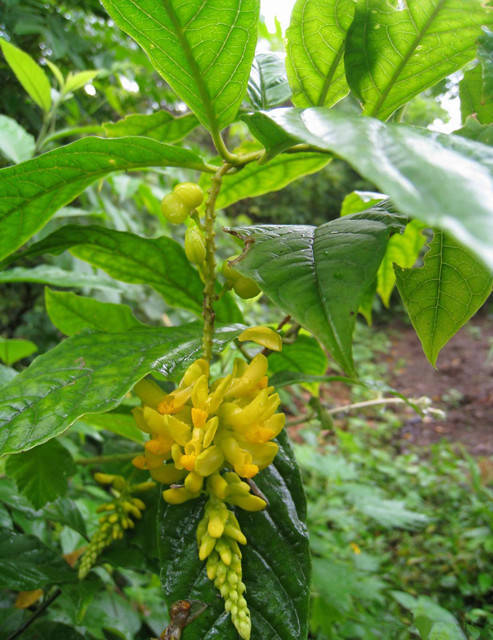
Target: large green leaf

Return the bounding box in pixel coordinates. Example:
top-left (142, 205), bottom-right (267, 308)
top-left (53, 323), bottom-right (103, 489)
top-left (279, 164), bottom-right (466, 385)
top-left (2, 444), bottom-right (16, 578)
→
top-left (247, 52), bottom-right (291, 109)
top-left (0, 38), bottom-right (51, 112)
top-left (479, 26), bottom-right (493, 104)
top-left (217, 152), bottom-right (330, 209)
top-left (230, 211), bottom-right (405, 375)
top-left (242, 108), bottom-right (493, 271)
top-left (345, 0), bottom-right (493, 120)
top-left (0, 115), bottom-right (35, 164)
top-left (0, 337), bottom-right (37, 366)
top-left (0, 136), bottom-right (207, 261)
top-left (11, 225), bottom-right (242, 323)
top-left (286, 0), bottom-right (355, 108)
top-left (6, 440), bottom-right (76, 509)
top-left (0, 324), bottom-right (243, 456)
top-left (395, 231), bottom-right (493, 366)
top-left (0, 265), bottom-right (123, 291)
top-left (100, 0), bottom-right (259, 131)
top-left (158, 430), bottom-right (310, 640)
top-left (103, 111), bottom-right (198, 142)
top-left (268, 334), bottom-right (328, 378)
top-left (460, 64), bottom-right (493, 125)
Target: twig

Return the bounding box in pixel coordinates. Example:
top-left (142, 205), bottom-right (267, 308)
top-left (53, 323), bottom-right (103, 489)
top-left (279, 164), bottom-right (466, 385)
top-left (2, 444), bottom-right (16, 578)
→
top-left (7, 588), bottom-right (62, 640)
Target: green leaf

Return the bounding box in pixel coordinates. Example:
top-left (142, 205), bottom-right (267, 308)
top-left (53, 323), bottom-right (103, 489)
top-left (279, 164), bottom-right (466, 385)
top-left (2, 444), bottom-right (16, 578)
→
top-left (158, 430), bottom-right (310, 640)
top-left (340, 190), bottom-right (386, 216)
top-left (358, 277), bottom-right (377, 325)
top-left (377, 219), bottom-right (427, 307)
top-left (0, 136), bottom-right (207, 262)
top-left (460, 64), bottom-right (493, 125)
top-left (0, 364), bottom-right (17, 386)
top-left (269, 371), bottom-right (356, 388)
top-left (0, 115), bottom-right (35, 164)
top-left (43, 498), bottom-right (88, 539)
top-left (345, 0), bottom-right (493, 120)
top-left (479, 26), bottom-right (493, 104)
top-left (230, 211), bottom-right (405, 375)
top-left (0, 528), bottom-right (77, 589)
top-left (455, 116), bottom-right (493, 145)
top-left (103, 111), bottom-right (198, 143)
top-left (80, 411), bottom-right (146, 444)
top-left (286, 0), bottom-right (355, 108)
top-left (395, 231), bottom-right (493, 366)
top-left (268, 334), bottom-right (328, 378)
top-left (100, 0), bottom-right (259, 131)
top-left (242, 108), bottom-right (493, 271)
top-left (0, 324), bottom-right (243, 455)
top-left (12, 225), bottom-right (242, 322)
top-left (63, 70), bottom-right (99, 94)
top-left (6, 440), bottom-right (75, 509)
top-left (45, 60), bottom-right (65, 89)
top-left (217, 153), bottom-right (330, 209)
top-left (247, 52), bottom-right (291, 109)
top-left (28, 622), bottom-right (85, 640)
top-left (0, 38), bottom-right (51, 112)
top-left (0, 337), bottom-right (37, 366)
top-left (45, 289), bottom-right (145, 336)
top-left (0, 265), bottom-right (123, 291)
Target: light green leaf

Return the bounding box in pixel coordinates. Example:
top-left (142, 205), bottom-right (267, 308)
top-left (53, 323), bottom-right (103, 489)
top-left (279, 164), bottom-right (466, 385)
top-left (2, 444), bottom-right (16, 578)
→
top-left (45, 289), bottom-right (145, 336)
top-left (103, 111), bottom-right (198, 142)
top-left (0, 115), bottom-right (35, 164)
top-left (45, 60), bottom-right (64, 89)
top-left (0, 38), bottom-right (51, 112)
top-left (247, 52), bottom-right (291, 109)
top-left (242, 108), bottom-right (493, 271)
top-left (64, 70), bottom-right (99, 94)
top-left (358, 278), bottom-right (377, 325)
top-left (6, 440), bottom-right (75, 509)
top-left (0, 324), bottom-right (243, 455)
top-left (80, 412), bottom-right (145, 444)
top-left (340, 190), bottom-right (386, 216)
top-left (286, 0), bottom-right (355, 108)
top-left (217, 152), bottom-right (330, 209)
top-left (100, 0), bottom-right (259, 131)
top-left (0, 136), bottom-right (207, 261)
top-left (0, 266), bottom-right (123, 291)
top-left (0, 338), bottom-right (37, 366)
top-left (479, 26), bottom-right (493, 103)
top-left (231, 211), bottom-right (404, 375)
top-left (455, 117), bottom-right (493, 145)
top-left (345, 0), bottom-right (493, 120)
top-left (460, 64), bottom-right (493, 125)
top-left (395, 231), bottom-right (493, 366)
top-left (377, 219), bottom-right (426, 307)
top-left (0, 365), bottom-right (17, 387)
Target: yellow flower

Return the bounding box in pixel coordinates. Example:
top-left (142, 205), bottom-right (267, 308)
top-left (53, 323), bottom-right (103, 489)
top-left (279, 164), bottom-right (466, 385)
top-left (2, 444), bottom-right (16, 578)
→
top-left (350, 542), bottom-right (361, 555)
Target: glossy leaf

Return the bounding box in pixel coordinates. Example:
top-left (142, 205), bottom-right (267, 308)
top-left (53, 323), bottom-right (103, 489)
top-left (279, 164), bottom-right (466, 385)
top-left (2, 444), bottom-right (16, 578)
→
top-left (247, 52), bottom-right (291, 109)
top-left (103, 111), bottom-right (198, 143)
top-left (100, 0), bottom-right (259, 131)
top-left (286, 0), bottom-right (355, 108)
top-left (460, 64), bottom-right (493, 125)
top-left (0, 115), bottom-right (35, 164)
top-left (6, 440), bottom-right (76, 509)
top-left (0, 136), bottom-right (207, 261)
top-left (345, 0), bottom-right (493, 120)
top-left (395, 231), bottom-right (493, 366)
top-left (242, 108), bottom-right (493, 271)
top-left (230, 211), bottom-right (405, 375)
top-left (45, 289), bottom-right (145, 336)
top-left (217, 152), bottom-right (330, 209)
top-left (0, 337), bottom-right (37, 366)
top-left (158, 430), bottom-right (310, 640)
top-left (0, 324), bottom-right (243, 455)
top-left (0, 265), bottom-right (123, 291)
top-left (0, 38), bottom-right (51, 112)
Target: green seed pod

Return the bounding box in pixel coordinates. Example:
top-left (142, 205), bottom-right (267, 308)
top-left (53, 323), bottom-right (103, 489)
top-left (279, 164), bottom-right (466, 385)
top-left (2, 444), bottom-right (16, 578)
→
top-left (173, 182), bottom-right (204, 209)
top-left (233, 275), bottom-right (261, 299)
top-left (185, 226), bottom-right (206, 265)
top-left (160, 192), bottom-right (190, 224)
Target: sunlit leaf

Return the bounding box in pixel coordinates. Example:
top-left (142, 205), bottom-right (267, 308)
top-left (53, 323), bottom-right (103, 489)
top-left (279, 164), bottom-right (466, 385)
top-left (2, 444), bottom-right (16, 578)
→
top-left (247, 52), bottom-right (291, 109)
top-left (0, 115), bottom-right (35, 164)
top-left (0, 338), bottom-right (37, 366)
top-left (0, 38), bottom-right (51, 112)
top-left (103, 111), bottom-right (198, 143)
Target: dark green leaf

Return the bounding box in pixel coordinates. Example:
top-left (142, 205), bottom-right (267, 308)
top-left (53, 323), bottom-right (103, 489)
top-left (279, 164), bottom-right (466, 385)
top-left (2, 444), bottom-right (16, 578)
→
top-left (0, 266), bottom-right (123, 291)
top-left (84, 590), bottom-right (141, 640)
top-left (0, 338), bottom-right (37, 366)
top-left (6, 440), bottom-right (76, 509)
top-left (230, 211), bottom-right (405, 375)
top-left (247, 52), bottom-right (291, 109)
top-left (395, 231), bottom-right (493, 366)
top-left (0, 324), bottom-right (243, 455)
top-left (242, 108), bottom-right (493, 271)
top-left (0, 136), bottom-right (207, 261)
top-left (0, 115), bottom-right (35, 164)
top-left (43, 498), bottom-right (88, 539)
top-left (286, 0), bottom-right (355, 108)
top-left (345, 0), bottom-right (493, 119)
top-left (268, 334), bottom-right (328, 378)
top-left (0, 38), bottom-right (51, 112)
top-left (158, 430), bottom-right (310, 640)
top-left (103, 111), bottom-right (198, 142)
top-left (100, 0), bottom-right (259, 131)
top-left (269, 370), bottom-right (356, 388)
top-left (0, 528), bottom-right (77, 589)
top-left (29, 621), bottom-right (85, 640)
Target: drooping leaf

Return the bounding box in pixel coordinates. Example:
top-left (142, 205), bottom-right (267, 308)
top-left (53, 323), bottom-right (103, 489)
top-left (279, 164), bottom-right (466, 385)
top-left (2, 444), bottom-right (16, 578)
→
top-left (0, 38), bottom-right (51, 112)
top-left (0, 136), bottom-right (207, 261)
top-left (247, 52), bottom-right (291, 109)
top-left (0, 324), bottom-right (243, 455)
top-left (0, 115), bottom-right (35, 164)
top-left (395, 231), bottom-right (493, 366)
top-left (0, 528), bottom-right (77, 590)
top-left (100, 0), bottom-right (259, 131)
top-left (6, 440), bottom-right (76, 509)
top-left (242, 108), bottom-right (493, 271)
top-left (340, 190), bottom-right (386, 216)
top-left (217, 153), bottom-right (330, 209)
top-left (377, 219), bottom-right (427, 307)
top-left (345, 0), bottom-right (493, 120)
top-left (0, 265), bottom-right (123, 291)
top-left (230, 211), bottom-right (405, 375)
top-left (103, 111), bottom-right (198, 143)
top-left (459, 64), bottom-right (493, 125)
top-left (286, 0), bottom-right (355, 108)
top-left (45, 289), bottom-right (145, 336)
top-left (158, 430), bottom-right (310, 640)
top-left (0, 337), bottom-right (37, 366)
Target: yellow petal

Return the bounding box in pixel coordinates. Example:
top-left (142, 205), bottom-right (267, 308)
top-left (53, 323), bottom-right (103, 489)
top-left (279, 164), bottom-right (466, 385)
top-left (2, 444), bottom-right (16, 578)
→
top-left (162, 487), bottom-right (195, 504)
top-left (203, 416), bottom-right (219, 448)
top-left (145, 437), bottom-right (172, 457)
top-left (180, 358), bottom-right (209, 388)
top-left (192, 374), bottom-right (209, 409)
top-left (195, 445), bottom-right (225, 477)
top-left (238, 326), bottom-right (282, 352)
top-left (184, 471), bottom-right (204, 493)
top-left (227, 494), bottom-right (267, 511)
top-left (150, 464), bottom-right (186, 484)
top-left (207, 472), bottom-right (229, 499)
top-left (131, 407), bottom-right (152, 434)
top-left (166, 415), bottom-right (192, 446)
top-left (242, 441), bottom-right (279, 470)
top-left (133, 378), bottom-right (166, 409)
top-left (191, 407), bottom-right (208, 429)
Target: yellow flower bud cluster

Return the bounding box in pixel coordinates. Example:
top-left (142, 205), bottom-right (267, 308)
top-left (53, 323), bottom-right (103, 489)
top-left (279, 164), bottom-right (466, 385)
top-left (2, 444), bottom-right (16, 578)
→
top-left (78, 474), bottom-right (151, 579)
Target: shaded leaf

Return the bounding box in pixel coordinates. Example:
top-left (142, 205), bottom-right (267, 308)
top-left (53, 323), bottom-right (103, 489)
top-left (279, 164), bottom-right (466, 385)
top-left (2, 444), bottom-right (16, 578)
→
top-left (103, 111), bottom-right (198, 143)
top-left (0, 338), bottom-right (37, 366)
top-left (80, 412), bottom-right (146, 444)
top-left (29, 621), bottom-right (85, 640)
top-left (269, 371), bottom-right (356, 388)
top-left (395, 231), bottom-right (493, 366)
top-left (268, 334), bottom-right (328, 378)
top-left (0, 115), bottom-right (35, 164)
top-left (455, 116), bottom-right (493, 145)
top-left (43, 498), bottom-right (88, 539)
top-left (0, 265), bottom-right (123, 292)
top-left (460, 64), bottom-right (493, 125)
top-left (0, 38), bottom-right (51, 112)
top-left (247, 52), bottom-right (291, 109)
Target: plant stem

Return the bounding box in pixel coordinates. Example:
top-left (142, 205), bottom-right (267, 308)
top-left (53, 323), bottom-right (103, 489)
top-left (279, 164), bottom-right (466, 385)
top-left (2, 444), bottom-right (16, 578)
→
top-left (7, 588), bottom-right (62, 640)
top-left (327, 397), bottom-right (407, 415)
top-left (76, 452), bottom-right (137, 466)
